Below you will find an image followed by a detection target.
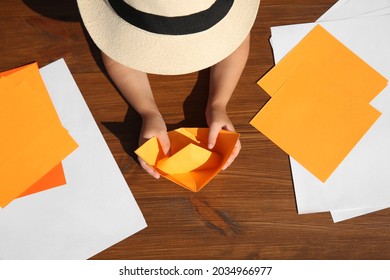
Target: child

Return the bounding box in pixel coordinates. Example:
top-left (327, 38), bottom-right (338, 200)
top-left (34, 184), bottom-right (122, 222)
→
top-left (77, 0), bottom-right (261, 178)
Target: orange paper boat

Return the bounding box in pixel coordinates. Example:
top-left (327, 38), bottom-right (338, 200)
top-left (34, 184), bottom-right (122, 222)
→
top-left (135, 127), bottom-right (239, 192)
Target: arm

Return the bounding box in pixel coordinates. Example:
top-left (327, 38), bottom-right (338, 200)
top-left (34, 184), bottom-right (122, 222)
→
top-left (206, 33), bottom-right (250, 169)
top-left (102, 52), bottom-right (170, 178)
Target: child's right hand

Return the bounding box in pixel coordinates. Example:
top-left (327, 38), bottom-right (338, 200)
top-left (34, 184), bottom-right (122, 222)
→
top-left (138, 112), bottom-right (170, 179)
top-left (206, 106), bottom-right (241, 171)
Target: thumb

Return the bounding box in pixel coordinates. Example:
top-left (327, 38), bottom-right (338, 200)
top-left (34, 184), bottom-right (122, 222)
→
top-left (208, 124), bottom-right (221, 150)
top-left (157, 132), bottom-right (171, 155)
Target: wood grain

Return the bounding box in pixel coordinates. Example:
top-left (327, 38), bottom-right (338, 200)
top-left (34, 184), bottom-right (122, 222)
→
top-left (2, 0), bottom-right (390, 260)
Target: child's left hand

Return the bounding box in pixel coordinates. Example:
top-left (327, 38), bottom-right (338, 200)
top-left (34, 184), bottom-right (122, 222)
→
top-left (206, 107), bottom-right (241, 170)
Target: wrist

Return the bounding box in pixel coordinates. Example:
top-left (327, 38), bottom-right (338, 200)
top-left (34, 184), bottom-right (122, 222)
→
top-left (139, 109), bottom-right (162, 120)
top-left (206, 102), bottom-right (226, 115)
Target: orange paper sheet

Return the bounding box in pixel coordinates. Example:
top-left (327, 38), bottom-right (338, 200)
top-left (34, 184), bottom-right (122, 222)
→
top-left (17, 163), bottom-right (66, 198)
top-left (251, 62), bottom-right (381, 182)
top-left (259, 25), bottom-right (388, 101)
top-left (0, 65), bottom-right (78, 208)
top-left (251, 24), bottom-right (388, 182)
top-left (1, 64), bottom-right (68, 199)
top-left (135, 128), bottom-right (239, 192)
top-left (1, 62), bottom-right (63, 124)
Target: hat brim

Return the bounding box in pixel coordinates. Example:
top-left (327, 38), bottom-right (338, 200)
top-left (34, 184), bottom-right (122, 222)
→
top-left (77, 0), bottom-right (261, 75)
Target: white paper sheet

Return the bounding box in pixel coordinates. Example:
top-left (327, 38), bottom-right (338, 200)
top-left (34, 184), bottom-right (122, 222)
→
top-left (320, 1), bottom-right (390, 222)
top-left (331, 207), bottom-right (388, 223)
top-left (318, 0), bottom-right (351, 21)
top-left (0, 59), bottom-right (147, 259)
top-left (319, 0), bottom-right (390, 21)
top-left (269, 16), bottom-right (390, 220)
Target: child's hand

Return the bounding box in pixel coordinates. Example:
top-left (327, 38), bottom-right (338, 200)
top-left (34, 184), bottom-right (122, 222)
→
top-left (138, 112), bottom-right (170, 178)
top-left (206, 107), bottom-right (241, 170)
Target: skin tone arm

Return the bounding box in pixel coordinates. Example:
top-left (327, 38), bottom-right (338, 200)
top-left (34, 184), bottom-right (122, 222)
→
top-left (102, 53), bottom-right (169, 178)
top-left (101, 33), bottom-right (250, 177)
top-left (207, 33), bottom-right (250, 169)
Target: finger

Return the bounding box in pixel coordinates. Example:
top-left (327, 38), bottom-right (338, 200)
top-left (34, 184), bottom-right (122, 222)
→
top-left (209, 120), bottom-right (237, 151)
top-left (222, 139), bottom-right (241, 170)
top-left (222, 145), bottom-right (239, 170)
top-left (139, 157), bottom-right (160, 179)
top-left (208, 123), bottom-right (221, 150)
top-left (157, 132), bottom-right (171, 155)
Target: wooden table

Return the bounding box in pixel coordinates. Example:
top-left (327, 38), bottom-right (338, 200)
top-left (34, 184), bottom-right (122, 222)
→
top-left (2, 0), bottom-right (390, 260)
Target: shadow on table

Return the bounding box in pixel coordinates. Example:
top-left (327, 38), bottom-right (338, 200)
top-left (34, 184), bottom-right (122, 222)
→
top-left (22, 0), bottom-right (80, 21)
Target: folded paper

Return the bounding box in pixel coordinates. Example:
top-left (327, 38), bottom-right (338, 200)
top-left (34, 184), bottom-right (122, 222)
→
top-left (158, 143), bottom-right (221, 174)
top-left (0, 63), bottom-right (78, 208)
top-left (135, 127), bottom-right (239, 192)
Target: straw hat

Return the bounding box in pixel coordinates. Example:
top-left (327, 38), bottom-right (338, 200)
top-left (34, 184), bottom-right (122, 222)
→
top-left (77, 0), bottom-right (261, 75)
